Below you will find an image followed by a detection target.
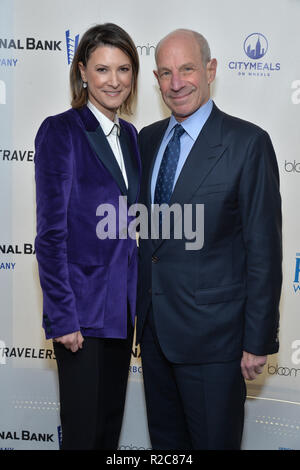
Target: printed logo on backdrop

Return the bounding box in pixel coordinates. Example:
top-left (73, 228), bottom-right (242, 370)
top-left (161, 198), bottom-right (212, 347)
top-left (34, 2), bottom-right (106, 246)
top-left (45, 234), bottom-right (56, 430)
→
top-left (244, 33), bottom-right (268, 59)
top-left (0, 33), bottom-right (155, 68)
top-left (0, 37), bottom-right (62, 51)
top-left (291, 80), bottom-right (300, 104)
top-left (136, 43), bottom-right (155, 56)
top-left (293, 253), bottom-right (300, 293)
top-left (129, 328), bottom-right (142, 382)
top-left (118, 444), bottom-right (152, 450)
top-left (228, 32), bottom-right (280, 78)
top-left (291, 340), bottom-right (300, 365)
top-left (0, 243), bottom-right (36, 271)
top-left (284, 160), bottom-right (300, 173)
top-left (66, 30), bottom-right (155, 64)
top-left (268, 364), bottom-right (300, 377)
top-left (0, 58), bottom-right (17, 68)
top-left (130, 345), bottom-right (142, 380)
top-left (0, 80), bottom-right (6, 104)
top-left (0, 149), bottom-right (34, 162)
top-left (65, 30), bottom-right (79, 65)
top-left (0, 429), bottom-right (54, 443)
top-left (0, 33), bottom-right (75, 66)
top-left (0, 262), bottom-right (16, 271)
top-left (267, 340), bottom-right (300, 378)
top-left (0, 340), bottom-right (55, 365)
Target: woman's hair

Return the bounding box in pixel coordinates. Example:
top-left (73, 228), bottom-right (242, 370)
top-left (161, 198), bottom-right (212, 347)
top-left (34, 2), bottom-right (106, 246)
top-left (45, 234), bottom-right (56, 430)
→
top-left (70, 23), bottom-right (139, 114)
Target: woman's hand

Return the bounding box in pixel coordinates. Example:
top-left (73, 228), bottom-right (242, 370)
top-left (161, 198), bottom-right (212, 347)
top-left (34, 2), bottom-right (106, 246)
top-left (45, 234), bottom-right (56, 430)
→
top-left (54, 331), bottom-right (84, 353)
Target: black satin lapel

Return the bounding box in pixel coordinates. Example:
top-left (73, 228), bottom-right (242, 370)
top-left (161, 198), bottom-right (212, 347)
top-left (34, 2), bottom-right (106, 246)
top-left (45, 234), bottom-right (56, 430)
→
top-left (85, 126), bottom-right (127, 196)
top-left (119, 126), bottom-right (138, 206)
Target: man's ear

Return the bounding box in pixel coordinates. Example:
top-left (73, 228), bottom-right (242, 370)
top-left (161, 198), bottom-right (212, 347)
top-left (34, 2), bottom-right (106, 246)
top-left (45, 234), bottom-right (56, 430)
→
top-left (206, 58), bottom-right (217, 84)
top-left (153, 70), bottom-right (159, 83)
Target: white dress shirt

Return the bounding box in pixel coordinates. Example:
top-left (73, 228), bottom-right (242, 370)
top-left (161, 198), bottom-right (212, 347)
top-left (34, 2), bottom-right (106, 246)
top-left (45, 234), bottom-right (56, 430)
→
top-left (87, 101), bottom-right (128, 188)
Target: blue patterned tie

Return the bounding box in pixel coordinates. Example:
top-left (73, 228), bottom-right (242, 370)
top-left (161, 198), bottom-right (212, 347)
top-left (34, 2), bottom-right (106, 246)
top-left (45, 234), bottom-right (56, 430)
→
top-left (154, 124), bottom-right (185, 205)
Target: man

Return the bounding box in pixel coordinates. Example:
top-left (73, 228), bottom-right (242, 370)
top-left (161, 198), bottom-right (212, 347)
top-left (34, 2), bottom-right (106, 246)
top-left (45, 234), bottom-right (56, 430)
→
top-left (136, 29), bottom-right (282, 450)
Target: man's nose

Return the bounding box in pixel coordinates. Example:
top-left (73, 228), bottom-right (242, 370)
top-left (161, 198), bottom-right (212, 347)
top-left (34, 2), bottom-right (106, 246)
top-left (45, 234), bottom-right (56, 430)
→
top-left (170, 71), bottom-right (185, 91)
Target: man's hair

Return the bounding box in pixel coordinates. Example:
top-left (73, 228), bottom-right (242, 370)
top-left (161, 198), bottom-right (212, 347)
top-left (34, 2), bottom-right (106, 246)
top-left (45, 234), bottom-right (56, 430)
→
top-left (155, 29), bottom-right (211, 66)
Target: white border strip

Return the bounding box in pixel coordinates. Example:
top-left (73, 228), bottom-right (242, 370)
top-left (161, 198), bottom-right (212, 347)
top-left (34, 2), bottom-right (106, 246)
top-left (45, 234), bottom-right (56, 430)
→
top-left (247, 395), bottom-right (300, 406)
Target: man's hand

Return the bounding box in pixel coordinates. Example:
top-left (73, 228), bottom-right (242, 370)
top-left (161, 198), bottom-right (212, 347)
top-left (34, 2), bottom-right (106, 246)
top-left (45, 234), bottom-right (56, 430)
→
top-left (54, 331), bottom-right (84, 353)
top-left (241, 351), bottom-right (267, 380)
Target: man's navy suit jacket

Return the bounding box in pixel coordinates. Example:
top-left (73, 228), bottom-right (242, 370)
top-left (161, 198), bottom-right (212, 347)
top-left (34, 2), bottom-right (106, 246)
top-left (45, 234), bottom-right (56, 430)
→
top-left (136, 103), bottom-right (282, 364)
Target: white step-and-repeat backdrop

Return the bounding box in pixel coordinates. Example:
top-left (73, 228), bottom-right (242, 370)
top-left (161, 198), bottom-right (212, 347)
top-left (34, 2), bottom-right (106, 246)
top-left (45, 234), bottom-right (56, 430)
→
top-left (0, 0), bottom-right (299, 450)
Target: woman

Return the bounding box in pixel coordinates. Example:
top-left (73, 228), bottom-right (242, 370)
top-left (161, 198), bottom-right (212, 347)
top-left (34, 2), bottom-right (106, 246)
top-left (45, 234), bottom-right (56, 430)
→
top-left (34, 23), bottom-right (140, 450)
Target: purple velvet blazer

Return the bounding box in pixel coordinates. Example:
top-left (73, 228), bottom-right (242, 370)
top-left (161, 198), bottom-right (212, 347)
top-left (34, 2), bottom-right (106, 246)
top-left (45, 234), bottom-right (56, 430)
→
top-left (34, 106), bottom-right (141, 340)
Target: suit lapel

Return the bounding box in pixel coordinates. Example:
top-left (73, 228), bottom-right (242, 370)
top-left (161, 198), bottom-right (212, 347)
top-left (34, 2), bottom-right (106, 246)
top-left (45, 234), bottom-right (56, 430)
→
top-left (170, 106), bottom-right (227, 206)
top-left (152, 104), bottom-right (227, 251)
top-left (119, 121), bottom-right (139, 206)
top-left (85, 125), bottom-right (128, 196)
top-left (75, 105), bottom-right (128, 196)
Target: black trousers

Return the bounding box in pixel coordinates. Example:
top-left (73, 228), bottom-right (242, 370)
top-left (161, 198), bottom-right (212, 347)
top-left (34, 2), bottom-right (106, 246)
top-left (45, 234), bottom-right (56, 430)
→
top-left (140, 309), bottom-right (246, 450)
top-left (53, 323), bottom-right (133, 450)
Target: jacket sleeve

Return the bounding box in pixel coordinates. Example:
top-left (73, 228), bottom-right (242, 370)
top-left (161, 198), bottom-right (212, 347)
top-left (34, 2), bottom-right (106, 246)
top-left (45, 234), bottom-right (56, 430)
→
top-left (34, 115), bottom-right (80, 339)
top-left (239, 129), bottom-right (282, 356)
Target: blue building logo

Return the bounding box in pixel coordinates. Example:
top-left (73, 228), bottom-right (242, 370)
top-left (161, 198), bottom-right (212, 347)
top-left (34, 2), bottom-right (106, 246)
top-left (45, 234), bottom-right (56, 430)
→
top-left (244, 33), bottom-right (268, 60)
top-left (294, 253), bottom-right (300, 293)
top-left (228, 32), bottom-right (279, 78)
top-left (65, 30), bottom-right (80, 65)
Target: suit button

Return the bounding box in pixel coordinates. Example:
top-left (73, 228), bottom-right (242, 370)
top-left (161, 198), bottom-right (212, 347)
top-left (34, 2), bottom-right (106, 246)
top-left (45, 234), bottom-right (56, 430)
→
top-left (152, 255), bottom-right (159, 263)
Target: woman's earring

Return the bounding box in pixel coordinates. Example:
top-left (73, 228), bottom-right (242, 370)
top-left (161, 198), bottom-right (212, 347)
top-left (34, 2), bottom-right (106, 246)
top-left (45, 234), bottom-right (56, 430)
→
top-left (83, 82), bottom-right (87, 89)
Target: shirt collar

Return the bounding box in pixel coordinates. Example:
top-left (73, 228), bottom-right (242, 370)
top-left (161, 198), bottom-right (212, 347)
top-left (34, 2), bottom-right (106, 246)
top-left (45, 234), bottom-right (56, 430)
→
top-left (87, 100), bottom-right (120, 136)
top-left (167, 98), bottom-right (213, 141)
